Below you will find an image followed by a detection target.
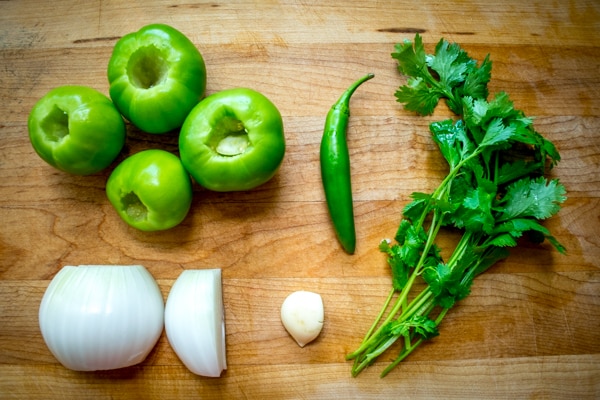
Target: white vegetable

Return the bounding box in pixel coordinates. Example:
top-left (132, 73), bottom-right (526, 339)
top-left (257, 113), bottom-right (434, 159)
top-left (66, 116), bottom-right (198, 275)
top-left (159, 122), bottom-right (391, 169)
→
top-left (38, 265), bottom-right (164, 371)
top-left (280, 290), bottom-right (324, 347)
top-left (164, 269), bottom-right (227, 377)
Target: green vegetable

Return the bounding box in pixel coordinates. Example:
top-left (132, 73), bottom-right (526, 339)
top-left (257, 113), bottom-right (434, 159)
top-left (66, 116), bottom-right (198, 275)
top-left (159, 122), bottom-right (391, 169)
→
top-left (392, 33), bottom-right (491, 116)
top-left (320, 73), bottom-right (374, 254)
top-left (347, 34), bottom-right (566, 377)
top-left (106, 149), bottom-right (193, 231)
top-left (28, 85), bottom-right (126, 175)
top-left (107, 23), bottom-right (206, 134)
top-left (179, 88), bottom-right (286, 192)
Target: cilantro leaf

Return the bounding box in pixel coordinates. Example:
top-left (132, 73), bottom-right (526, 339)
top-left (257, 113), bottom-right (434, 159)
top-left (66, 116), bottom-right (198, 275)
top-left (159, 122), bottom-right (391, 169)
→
top-left (386, 244), bottom-right (412, 291)
top-left (493, 218), bottom-right (551, 237)
top-left (423, 262), bottom-right (467, 308)
top-left (485, 233), bottom-right (518, 248)
top-left (392, 35), bottom-right (429, 82)
top-left (402, 192), bottom-right (429, 222)
top-left (389, 314), bottom-right (439, 340)
top-left (459, 185), bottom-right (497, 233)
top-left (462, 93), bottom-right (521, 147)
top-left (479, 117), bottom-right (517, 149)
top-left (392, 34), bottom-right (445, 115)
top-left (394, 80), bottom-right (442, 116)
top-left (496, 177), bottom-right (567, 222)
top-left (458, 54), bottom-right (492, 101)
top-left (496, 159), bottom-right (545, 186)
top-left (411, 315), bottom-right (440, 339)
top-left (381, 220), bottom-right (430, 290)
top-left (430, 119), bottom-right (475, 169)
top-left (447, 169), bottom-right (497, 233)
top-left (392, 33), bottom-right (491, 116)
top-left (428, 39), bottom-right (472, 92)
top-left (540, 234), bottom-right (567, 254)
top-left (491, 218), bottom-right (567, 253)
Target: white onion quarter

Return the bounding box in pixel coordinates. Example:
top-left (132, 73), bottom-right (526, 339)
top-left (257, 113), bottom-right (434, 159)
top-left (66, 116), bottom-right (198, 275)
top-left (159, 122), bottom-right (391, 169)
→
top-left (164, 269), bottom-right (227, 377)
top-left (38, 265), bottom-right (164, 371)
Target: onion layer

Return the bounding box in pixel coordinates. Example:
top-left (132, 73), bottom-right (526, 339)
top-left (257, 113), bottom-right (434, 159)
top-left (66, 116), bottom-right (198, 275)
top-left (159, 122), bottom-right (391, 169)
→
top-left (164, 269), bottom-right (227, 377)
top-left (38, 265), bottom-right (164, 371)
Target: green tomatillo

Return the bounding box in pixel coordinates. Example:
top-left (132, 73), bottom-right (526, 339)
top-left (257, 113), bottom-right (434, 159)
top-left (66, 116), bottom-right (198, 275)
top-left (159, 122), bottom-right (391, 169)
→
top-left (28, 85), bottom-right (126, 175)
top-left (106, 149), bottom-right (193, 231)
top-left (107, 23), bottom-right (206, 134)
top-left (179, 88), bottom-right (285, 192)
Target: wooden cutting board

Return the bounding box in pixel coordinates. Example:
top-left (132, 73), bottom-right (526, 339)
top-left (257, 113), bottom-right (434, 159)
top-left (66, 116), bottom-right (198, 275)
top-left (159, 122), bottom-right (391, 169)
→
top-left (1, 1), bottom-right (599, 398)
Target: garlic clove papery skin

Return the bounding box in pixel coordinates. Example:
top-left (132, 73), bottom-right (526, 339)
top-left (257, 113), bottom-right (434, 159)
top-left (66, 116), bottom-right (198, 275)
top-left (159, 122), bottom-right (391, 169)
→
top-left (38, 265), bottom-right (164, 371)
top-left (281, 290), bottom-right (324, 347)
top-left (165, 269), bottom-right (227, 377)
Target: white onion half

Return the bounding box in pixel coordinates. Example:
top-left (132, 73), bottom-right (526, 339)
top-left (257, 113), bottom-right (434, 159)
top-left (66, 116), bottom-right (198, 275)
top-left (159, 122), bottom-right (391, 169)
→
top-left (164, 269), bottom-right (227, 377)
top-left (39, 265), bottom-right (164, 371)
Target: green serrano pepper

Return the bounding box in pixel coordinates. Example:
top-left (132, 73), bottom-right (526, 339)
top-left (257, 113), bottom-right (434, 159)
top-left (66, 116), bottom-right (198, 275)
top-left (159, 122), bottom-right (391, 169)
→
top-left (320, 73), bottom-right (374, 254)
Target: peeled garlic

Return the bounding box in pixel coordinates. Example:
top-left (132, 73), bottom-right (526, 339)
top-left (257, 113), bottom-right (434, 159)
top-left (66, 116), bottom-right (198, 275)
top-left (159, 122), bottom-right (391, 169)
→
top-left (280, 291), bottom-right (324, 347)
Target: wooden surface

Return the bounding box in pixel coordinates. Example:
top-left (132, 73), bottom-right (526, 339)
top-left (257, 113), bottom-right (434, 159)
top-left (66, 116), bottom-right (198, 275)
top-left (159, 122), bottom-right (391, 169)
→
top-left (1, 1), bottom-right (599, 398)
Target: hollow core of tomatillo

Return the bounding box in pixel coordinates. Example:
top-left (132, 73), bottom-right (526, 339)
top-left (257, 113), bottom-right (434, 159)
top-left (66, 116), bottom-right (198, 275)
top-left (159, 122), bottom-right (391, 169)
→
top-left (208, 115), bottom-right (251, 157)
top-left (41, 105), bottom-right (69, 142)
top-left (127, 45), bottom-right (169, 90)
top-left (120, 191), bottom-right (148, 222)
top-left (179, 88), bottom-right (286, 192)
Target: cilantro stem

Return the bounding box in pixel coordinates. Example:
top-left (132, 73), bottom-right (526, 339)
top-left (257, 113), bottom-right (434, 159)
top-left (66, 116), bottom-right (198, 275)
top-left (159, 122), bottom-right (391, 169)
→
top-left (379, 340), bottom-right (419, 377)
top-left (347, 154), bottom-right (484, 375)
top-left (378, 208), bottom-right (444, 326)
top-left (347, 206), bottom-right (445, 370)
top-left (346, 270), bottom-right (420, 360)
top-left (362, 288), bottom-right (395, 342)
top-left (407, 287), bottom-right (434, 316)
top-left (447, 230), bottom-right (473, 266)
top-left (350, 286), bottom-right (395, 372)
top-left (430, 151), bottom-right (481, 200)
top-left (379, 307), bottom-right (449, 378)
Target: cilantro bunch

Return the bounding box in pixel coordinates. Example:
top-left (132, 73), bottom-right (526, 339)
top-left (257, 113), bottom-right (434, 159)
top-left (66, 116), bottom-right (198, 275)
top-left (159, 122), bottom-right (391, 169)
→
top-left (346, 34), bottom-right (567, 377)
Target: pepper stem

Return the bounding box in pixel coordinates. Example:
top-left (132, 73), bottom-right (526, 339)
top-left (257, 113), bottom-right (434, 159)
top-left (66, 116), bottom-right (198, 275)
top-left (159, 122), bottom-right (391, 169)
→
top-left (334, 73), bottom-right (375, 108)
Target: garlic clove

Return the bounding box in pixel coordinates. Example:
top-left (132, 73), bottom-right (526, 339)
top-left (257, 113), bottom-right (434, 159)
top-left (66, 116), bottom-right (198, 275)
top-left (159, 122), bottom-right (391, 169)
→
top-left (280, 290), bottom-right (324, 347)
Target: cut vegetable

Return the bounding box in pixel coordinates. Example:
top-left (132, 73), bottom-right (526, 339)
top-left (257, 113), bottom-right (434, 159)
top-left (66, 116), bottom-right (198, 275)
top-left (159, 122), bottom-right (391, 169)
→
top-left (280, 291), bottom-right (324, 347)
top-left (164, 269), bottom-right (227, 377)
top-left (38, 265), bottom-right (164, 371)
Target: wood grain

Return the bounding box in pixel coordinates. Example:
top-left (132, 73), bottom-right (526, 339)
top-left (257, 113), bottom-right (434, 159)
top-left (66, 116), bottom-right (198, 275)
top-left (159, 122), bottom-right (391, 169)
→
top-left (1, 0), bottom-right (599, 398)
